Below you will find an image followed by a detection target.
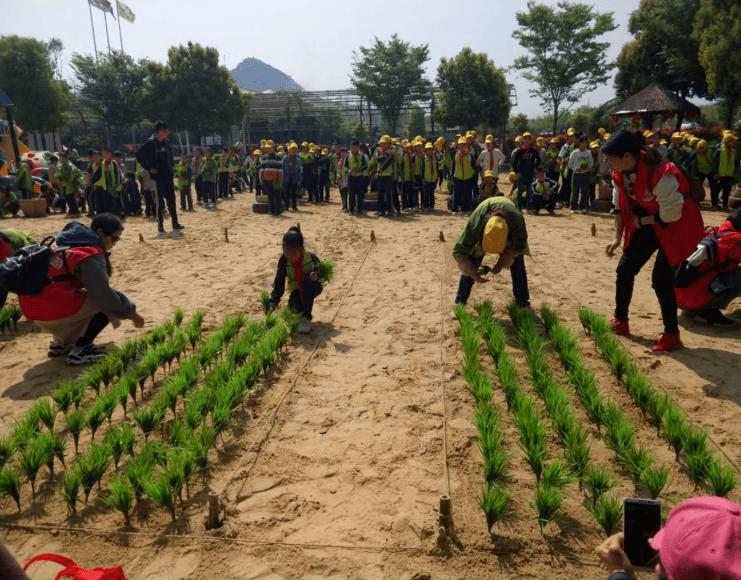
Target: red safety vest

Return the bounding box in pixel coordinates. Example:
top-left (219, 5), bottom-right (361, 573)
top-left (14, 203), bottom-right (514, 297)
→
top-left (613, 155), bottom-right (704, 268)
top-left (19, 245), bottom-right (106, 321)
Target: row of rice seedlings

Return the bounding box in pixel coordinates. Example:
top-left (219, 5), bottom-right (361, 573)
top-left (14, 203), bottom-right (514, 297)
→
top-left (455, 306), bottom-right (511, 532)
top-left (539, 305), bottom-right (669, 501)
top-left (508, 304), bottom-right (629, 535)
top-left (579, 308), bottom-right (737, 497)
top-left (0, 305), bottom-right (22, 337)
top-left (472, 304), bottom-right (567, 534)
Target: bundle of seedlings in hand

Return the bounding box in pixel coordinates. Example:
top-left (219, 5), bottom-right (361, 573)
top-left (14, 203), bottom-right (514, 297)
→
top-left (105, 425), bottom-right (136, 472)
top-left (315, 259), bottom-right (335, 283)
top-left (65, 410), bottom-right (86, 454)
top-left (478, 483), bottom-right (511, 533)
top-left (0, 467), bottom-right (21, 511)
top-left (105, 474), bottom-right (134, 526)
top-left (78, 443), bottom-right (110, 504)
top-left (589, 495), bottom-right (623, 536)
top-left (60, 467), bottom-right (81, 515)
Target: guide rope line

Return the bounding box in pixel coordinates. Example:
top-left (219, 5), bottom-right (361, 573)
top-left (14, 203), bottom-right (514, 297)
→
top-left (228, 238), bottom-right (376, 500)
top-left (526, 253), bottom-right (741, 476)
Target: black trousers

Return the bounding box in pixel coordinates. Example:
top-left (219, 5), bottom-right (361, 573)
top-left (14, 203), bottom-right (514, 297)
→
top-left (288, 279), bottom-right (323, 319)
top-left (348, 176), bottom-right (365, 213)
top-left (615, 226), bottom-right (678, 333)
top-left (156, 181), bottom-right (179, 227)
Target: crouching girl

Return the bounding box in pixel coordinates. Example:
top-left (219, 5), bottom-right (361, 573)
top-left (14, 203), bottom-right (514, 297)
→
top-left (268, 225), bottom-right (322, 334)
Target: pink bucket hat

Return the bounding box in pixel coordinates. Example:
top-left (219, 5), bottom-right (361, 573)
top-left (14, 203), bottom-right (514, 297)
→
top-left (649, 496), bottom-right (741, 580)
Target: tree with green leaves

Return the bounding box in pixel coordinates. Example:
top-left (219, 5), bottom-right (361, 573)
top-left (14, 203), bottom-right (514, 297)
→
top-left (0, 35), bottom-right (69, 134)
top-left (406, 105), bottom-right (426, 138)
top-left (351, 34), bottom-right (432, 134)
top-left (693, 0), bottom-right (741, 128)
top-left (511, 113), bottom-right (530, 134)
top-left (71, 51), bottom-right (148, 141)
top-left (146, 43), bottom-right (244, 140)
top-left (615, 0), bottom-right (707, 100)
top-left (512, 1), bottom-right (617, 134)
top-left (436, 48), bottom-right (510, 132)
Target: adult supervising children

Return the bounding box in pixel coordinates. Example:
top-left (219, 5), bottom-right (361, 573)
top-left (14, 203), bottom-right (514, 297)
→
top-left (452, 195), bottom-right (531, 312)
top-left (604, 130), bottom-right (705, 352)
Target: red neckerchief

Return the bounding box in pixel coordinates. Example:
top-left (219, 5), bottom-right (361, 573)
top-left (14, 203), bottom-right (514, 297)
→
top-left (292, 252), bottom-right (304, 290)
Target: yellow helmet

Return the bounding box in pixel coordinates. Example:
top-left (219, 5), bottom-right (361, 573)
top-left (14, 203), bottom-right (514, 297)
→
top-left (457, 136), bottom-right (468, 146)
top-left (514, 136), bottom-right (523, 144)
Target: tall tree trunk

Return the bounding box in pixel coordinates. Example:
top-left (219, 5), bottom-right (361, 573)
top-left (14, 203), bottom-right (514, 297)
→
top-left (552, 102), bottom-right (559, 136)
top-left (725, 96), bottom-right (739, 129)
top-left (675, 112), bottom-right (685, 133)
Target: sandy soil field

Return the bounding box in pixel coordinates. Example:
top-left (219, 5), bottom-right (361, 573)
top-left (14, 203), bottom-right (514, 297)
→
top-left (1, 189), bottom-right (740, 580)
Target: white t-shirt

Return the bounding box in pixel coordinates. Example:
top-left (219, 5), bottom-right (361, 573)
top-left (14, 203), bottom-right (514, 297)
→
top-left (568, 149), bottom-right (593, 173)
top-left (477, 148), bottom-right (505, 176)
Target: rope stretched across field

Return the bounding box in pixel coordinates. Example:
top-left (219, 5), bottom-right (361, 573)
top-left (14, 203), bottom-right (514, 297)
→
top-left (227, 238), bottom-right (376, 501)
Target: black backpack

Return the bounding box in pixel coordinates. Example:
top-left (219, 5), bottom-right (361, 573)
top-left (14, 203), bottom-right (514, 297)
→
top-left (0, 237), bottom-right (74, 308)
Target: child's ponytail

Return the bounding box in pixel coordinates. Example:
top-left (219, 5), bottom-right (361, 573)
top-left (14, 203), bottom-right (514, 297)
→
top-left (282, 224), bottom-right (304, 249)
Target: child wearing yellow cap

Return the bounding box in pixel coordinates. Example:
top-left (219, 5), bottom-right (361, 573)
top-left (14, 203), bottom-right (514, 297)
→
top-left (712, 133), bottom-right (738, 209)
top-left (452, 196), bottom-right (530, 312)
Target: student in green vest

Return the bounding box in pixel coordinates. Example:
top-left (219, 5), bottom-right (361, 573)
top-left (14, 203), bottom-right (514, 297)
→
top-left (55, 150), bottom-right (82, 217)
top-left (201, 149), bottom-right (218, 209)
top-left (14, 159), bottom-right (33, 199)
top-left (422, 142), bottom-right (438, 210)
top-left (90, 147), bottom-right (118, 215)
top-left (685, 139), bottom-right (719, 207)
top-left (174, 153), bottom-right (193, 211)
top-left (268, 225), bottom-right (323, 334)
top-left (400, 139), bottom-right (414, 210)
top-left (344, 140), bottom-right (368, 215)
top-left (453, 137), bottom-right (478, 213)
top-left (412, 139), bottom-right (424, 210)
top-left (713, 132), bottom-right (739, 210)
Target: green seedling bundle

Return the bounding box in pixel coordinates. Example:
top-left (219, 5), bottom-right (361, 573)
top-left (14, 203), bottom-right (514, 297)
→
top-left (0, 305), bottom-right (22, 337)
top-left (474, 304), bottom-right (566, 533)
top-left (315, 259), bottom-right (336, 283)
top-left (579, 308), bottom-right (737, 497)
top-left (456, 306), bottom-right (511, 532)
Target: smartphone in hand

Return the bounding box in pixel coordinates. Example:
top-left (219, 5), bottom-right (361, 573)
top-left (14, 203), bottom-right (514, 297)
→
top-left (624, 498), bottom-right (662, 570)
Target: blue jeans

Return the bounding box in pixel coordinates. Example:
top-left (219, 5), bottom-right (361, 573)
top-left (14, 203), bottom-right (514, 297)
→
top-left (455, 254), bottom-right (530, 307)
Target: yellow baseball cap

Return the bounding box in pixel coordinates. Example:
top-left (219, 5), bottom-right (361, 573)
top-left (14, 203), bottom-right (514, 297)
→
top-left (401, 139), bottom-right (410, 147)
top-left (300, 141), bottom-right (308, 147)
top-left (287, 142), bottom-right (298, 150)
top-left (643, 130), bottom-right (654, 139)
top-left (253, 148), bottom-right (262, 156)
top-left (482, 216), bottom-right (509, 254)
top-left (485, 134), bottom-right (494, 144)
top-left (483, 169), bottom-right (494, 179)
top-left (536, 137), bottom-right (545, 146)
top-left (589, 140), bottom-right (600, 150)
top-left (566, 128), bottom-right (575, 136)
top-left (514, 136), bottom-right (522, 144)
top-left (457, 137), bottom-right (468, 145)
top-left (424, 142), bottom-right (433, 150)
top-left (265, 139), bottom-right (275, 148)
top-left (522, 131), bottom-right (532, 138)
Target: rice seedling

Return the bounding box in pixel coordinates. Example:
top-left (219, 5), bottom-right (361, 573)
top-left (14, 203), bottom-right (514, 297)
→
top-left (475, 403), bottom-right (500, 435)
top-left (51, 381), bottom-right (76, 415)
top-left (315, 259), bottom-right (335, 283)
top-left (169, 419), bottom-right (190, 448)
top-left (646, 394), bottom-right (671, 437)
top-left (105, 474), bottom-right (135, 526)
top-left (604, 419), bottom-right (636, 455)
top-left (105, 425), bottom-right (136, 472)
top-left (37, 431), bottom-right (65, 479)
top-left (166, 447), bottom-right (195, 503)
top-left (478, 484), bottom-right (511, 532)
top-left (145, 475), bottom-right (178, 522)
top-left (141, 349), bottom-right (161, 387)
top-left (86, 403), bottom-right (105, 441)
top-left (78, 443), bottom-right (110, 504)
top-left (125, 456), bottom-right (154, 502)
top-left (585, 467), bottom-right (614, 506)
top-left (563, 433), bottom-right (591, 484)
top-left (30, 398), bottom-right (57, 432)
top-left (60, 467), bottom-right (81, 515)
top-left (623, 370), bottom-right (653, 418)
top-left (210, 403), bottom-right (233, 436)
top-left (19, 438), bottom-right (47, 497)
top-left (117, 339), bottom-right (139, 368)
top-left (0, 308), bottom-right (11, 337)
top-left (618, 445), bottom-right (654, 485)
top-left (541, 462), bottom-right (571, 490)
top-left (685, 448), bottom-right (713, 489)
top-left (662, 406), bottom-right (687, 461)
top-left (522, 441), bottom-right (547, 482)
top-left (133, 406), bottom-right (164, 441)
top-left (259, 290), bottom-right (271, 314)
top-left (174, 307), bottom-right (185, 327)
top-left (706, 459), bottom-right (738, 497)
top-left (532, 484), bottom-right (563, 533)
top-left (641, 464), bottom-right (671, 499)
top-left (0, 436), bottom-right (14, 470)
top-left (80, 365), bottom-right (105, 395)
top-left (482, 451), bottom-right (509, 486)
top-left (0, 467), bottom-right (21, 511)
top-left (65, 410), bottom-right (86, 454)
top-left (10, 416), bottom-right (38, 451)
top-left (589, 495), bottom-right (623, 536)
top-left (683, 426), bottom-right (709, 457)
top-left (115, 382), bottom-right (131, 417)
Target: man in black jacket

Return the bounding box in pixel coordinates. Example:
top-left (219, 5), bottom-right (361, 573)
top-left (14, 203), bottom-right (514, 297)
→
top-left (135, 121), bottom-right (184, 234)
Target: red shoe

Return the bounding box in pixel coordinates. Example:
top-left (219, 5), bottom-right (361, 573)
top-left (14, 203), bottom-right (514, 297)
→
top-left (610, 318), bottom-right (630, 336)
top-left (652, 332), bottom-right (682, 353)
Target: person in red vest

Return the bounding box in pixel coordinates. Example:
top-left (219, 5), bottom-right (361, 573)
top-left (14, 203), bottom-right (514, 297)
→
top-left (18, 214), bottom-right (144, 365)
top-left (603, 130), bottom-right (705, 352)
top-left (675, 206), bottom-right (741, 326)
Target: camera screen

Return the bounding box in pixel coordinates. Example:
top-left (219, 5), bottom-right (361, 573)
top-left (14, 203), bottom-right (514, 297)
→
top-left (624, 499), bottom-right (661, 568)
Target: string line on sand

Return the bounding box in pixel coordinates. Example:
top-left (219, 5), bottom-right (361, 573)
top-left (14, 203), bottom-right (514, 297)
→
top-left (526, 254), bottom-right (741, 476)
top-left (228, 240), bottom-right (375, 499)
top-left (439, 244), bottom-right (452, 500)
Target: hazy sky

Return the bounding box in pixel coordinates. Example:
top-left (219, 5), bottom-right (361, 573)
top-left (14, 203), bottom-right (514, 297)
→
top-left (5, 0), bottom-right (643, 119)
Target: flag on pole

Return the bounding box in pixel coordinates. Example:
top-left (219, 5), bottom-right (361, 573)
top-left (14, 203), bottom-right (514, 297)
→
top-left (117, 0), bottom-right (135, 23)
top-left (89, 0), bottom-right (115, 16)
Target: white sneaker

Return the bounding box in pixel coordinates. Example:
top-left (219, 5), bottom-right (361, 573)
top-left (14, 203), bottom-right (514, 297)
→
top-left (298, 319), bottom-right (312, 334)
